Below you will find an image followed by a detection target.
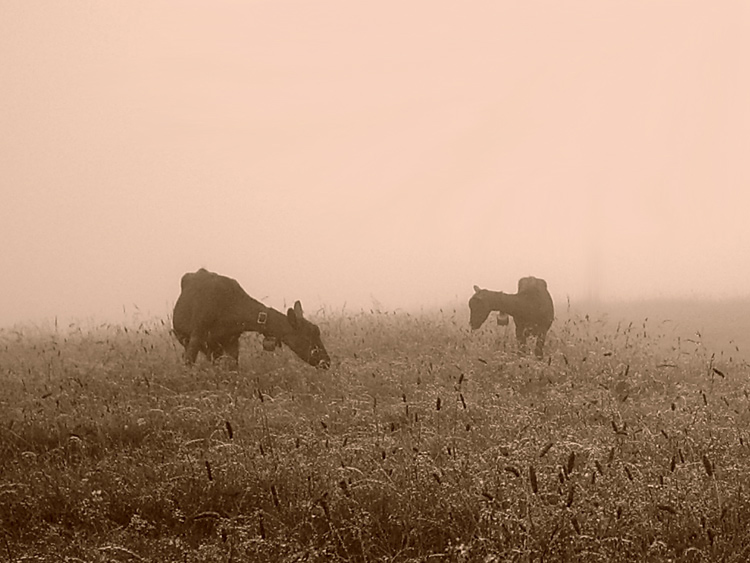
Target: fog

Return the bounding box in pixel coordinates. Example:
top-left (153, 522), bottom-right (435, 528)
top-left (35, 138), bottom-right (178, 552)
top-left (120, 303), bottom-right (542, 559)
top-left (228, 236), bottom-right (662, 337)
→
top-left (2, 1), bottom-right (749, 327)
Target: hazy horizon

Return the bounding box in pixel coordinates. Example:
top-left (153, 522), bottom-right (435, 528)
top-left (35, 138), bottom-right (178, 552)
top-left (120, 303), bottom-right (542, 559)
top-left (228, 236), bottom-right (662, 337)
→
top-left (2, 1), bottom-right (749, 328)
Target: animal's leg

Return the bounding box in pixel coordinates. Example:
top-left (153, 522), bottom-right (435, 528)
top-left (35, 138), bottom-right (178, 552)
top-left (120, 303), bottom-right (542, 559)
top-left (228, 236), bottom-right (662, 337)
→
top-left (185, 333), bottom-right (204, 364)
top-left (223, 336), bottom-right (240, 370)
top-left (515, 324), bottom-right (529, 355)
top-left (173, 331), bottom-right (189, 349)
top-left (534, 331), bottom-right (546, 359)
top-left (207, 344), bottom-right (222, 362)
top-left (206, 337), bottom-right (240, 370)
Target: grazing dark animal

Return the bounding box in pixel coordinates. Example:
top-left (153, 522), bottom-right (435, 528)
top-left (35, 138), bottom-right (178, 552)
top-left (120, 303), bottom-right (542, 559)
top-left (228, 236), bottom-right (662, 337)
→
top-left (172, 269), bottom-right (330, 369)
top-left (469, 276), bottom-right (554, 358)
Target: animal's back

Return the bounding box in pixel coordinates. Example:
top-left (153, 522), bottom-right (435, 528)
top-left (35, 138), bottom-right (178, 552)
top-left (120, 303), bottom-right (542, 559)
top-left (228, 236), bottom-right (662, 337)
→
top-left (517, 276), bottom-right (554, 328)
top-left (173, 269), bottom-right (247, 340)
top-left (517, 276), bottom-right (548, 294)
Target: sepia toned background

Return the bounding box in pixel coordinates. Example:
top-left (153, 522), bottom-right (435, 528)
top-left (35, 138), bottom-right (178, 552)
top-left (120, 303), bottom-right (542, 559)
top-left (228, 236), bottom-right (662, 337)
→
top-left (2, 0), bottom-right (748, 327)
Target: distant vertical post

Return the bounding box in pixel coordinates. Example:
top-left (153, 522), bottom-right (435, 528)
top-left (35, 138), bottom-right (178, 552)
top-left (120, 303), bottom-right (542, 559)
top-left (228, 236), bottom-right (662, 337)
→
top-left (586, 187), bottom-right (602, 304)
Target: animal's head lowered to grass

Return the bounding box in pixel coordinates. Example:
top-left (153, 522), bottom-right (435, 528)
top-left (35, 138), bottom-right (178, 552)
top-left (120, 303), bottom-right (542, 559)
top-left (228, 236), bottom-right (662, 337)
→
top-left (282, 301), bottom-right (331, 369)
top-left (469, 286), bottom-right (493, 331)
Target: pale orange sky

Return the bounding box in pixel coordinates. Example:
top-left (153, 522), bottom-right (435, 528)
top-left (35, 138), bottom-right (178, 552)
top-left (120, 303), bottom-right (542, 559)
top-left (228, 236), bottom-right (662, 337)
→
top-left (2, 1), bottom-right (749, 325)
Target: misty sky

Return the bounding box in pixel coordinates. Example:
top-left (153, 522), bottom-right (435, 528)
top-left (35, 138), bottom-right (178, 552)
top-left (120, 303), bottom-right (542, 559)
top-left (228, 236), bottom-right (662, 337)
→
top-left (2, 1), bottom-right (749, 326)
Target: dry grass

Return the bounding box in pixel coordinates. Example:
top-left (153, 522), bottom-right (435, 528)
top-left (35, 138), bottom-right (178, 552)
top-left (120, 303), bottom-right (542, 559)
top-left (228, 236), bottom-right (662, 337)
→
top-left (2, 304), bottom-right (750, 561)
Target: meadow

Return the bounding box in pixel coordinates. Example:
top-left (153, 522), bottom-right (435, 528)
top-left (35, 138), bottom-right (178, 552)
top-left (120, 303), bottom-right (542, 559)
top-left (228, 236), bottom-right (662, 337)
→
top-left (2, 301), bottom-right (750, 562)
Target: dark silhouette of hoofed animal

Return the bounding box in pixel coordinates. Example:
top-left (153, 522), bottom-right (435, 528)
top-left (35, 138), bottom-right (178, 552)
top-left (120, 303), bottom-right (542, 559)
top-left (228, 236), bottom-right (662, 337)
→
top-left (172, 269), bottom-right (330, 369)
top-left (469, 276), bottom-right (554, 358)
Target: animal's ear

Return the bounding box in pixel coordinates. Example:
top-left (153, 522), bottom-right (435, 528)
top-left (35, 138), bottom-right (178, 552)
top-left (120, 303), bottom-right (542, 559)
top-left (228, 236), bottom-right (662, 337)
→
top-left (287, 308), bottom-right (298, 328)
top-left (294, 300), bottom-right (304, 319)
top-left (473, 285), bottom-right (481, 293)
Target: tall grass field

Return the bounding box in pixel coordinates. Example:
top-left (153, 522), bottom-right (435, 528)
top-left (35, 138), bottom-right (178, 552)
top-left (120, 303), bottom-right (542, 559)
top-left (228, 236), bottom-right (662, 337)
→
top-left (2, 301), bottom-right (750, 561)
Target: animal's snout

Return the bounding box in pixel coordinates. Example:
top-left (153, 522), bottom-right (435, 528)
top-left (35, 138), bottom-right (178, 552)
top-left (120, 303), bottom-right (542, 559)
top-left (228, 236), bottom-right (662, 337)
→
top-left (311, 347), bottom-right (330, 369)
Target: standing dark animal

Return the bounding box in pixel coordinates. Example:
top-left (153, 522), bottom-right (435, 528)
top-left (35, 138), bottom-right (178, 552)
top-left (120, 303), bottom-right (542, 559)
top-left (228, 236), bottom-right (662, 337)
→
top-left (469, 276), bottom-right (554, 358)
top-left (172, 269), bottom-right (330, 369)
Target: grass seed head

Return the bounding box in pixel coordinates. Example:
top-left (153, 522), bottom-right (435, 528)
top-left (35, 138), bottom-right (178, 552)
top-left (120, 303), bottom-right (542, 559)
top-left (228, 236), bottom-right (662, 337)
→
top-left (529, 465), bottom-right (539, 494)
top-left (656, 504), bottom-right (677, 515)
top-left (505, 465), bottom-right (520, 478)
top-left (566, 451), bottom-right (576, 475)
top-left (539, 441), bottom-right (554, 458)
top-left (624, 465), bottom-right (633, 481)
top-left (571, 515), bottom-right (581, 535)
top-left (259, 513), bottom-right (266, 540)
top-left (339, 480), bottom-right (350, 497)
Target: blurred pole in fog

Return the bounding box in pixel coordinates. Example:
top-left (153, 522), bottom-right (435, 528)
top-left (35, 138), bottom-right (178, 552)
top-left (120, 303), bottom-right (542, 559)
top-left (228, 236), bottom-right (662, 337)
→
top-left (586, 185), bottom-right (602, 304)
